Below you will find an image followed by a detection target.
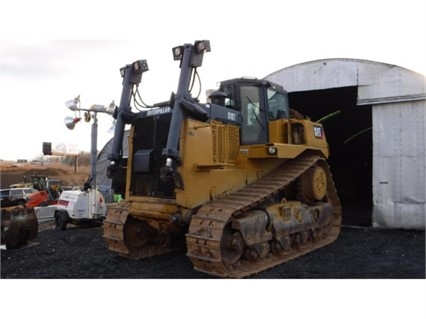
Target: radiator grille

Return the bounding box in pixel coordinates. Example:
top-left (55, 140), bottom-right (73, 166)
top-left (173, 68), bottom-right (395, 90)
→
top-left (227, 125), bottom-right (240, 162)
top-left (130, 114), bottom-right (175, 198)
top-left (212, 123), bottom-right (240, 164)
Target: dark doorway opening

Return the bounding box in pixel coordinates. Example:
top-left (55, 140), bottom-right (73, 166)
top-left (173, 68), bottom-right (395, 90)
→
top-left (289, 87), bottom-right (373, 226)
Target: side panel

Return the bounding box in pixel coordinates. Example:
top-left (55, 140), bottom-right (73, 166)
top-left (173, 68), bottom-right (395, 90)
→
top-left (34, 206), bottom-right (57, 222)
top-left (177, 119), bottom-right (244, 208)
top-left (267, 119), bottom-right (329, 158)
top-left (372, 101), bottom-right (425, 229)
top-left (75, 192), bottom-right (89, 218)
top-left (177, 119), bottom-right (283, 208)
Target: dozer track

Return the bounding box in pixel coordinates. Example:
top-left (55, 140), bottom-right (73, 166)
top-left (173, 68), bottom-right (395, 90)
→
top-left (103, 202), bottom-right (179, 259)
top-left (103, 154), bottom-right (341, 277)
top-left (185, 154), bottom-right (341, 278)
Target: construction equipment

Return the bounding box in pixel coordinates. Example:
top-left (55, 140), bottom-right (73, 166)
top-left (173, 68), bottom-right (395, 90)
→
top-left (10, 175), bottom-right (44, 189)
top-left (34, 188), bottom-right (106, 229)
top-left (26, 178), bottom-right (63, 208)
top-left (103, 40), bottom-right (341, 278)
top-left (11, 175), bottom-right (54, 190)
top-left (1, 200), bottom-right (38, 249)
top-left (10, 175), bottom-right (63, 207)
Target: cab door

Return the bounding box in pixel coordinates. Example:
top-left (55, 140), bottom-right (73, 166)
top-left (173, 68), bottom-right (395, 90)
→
top-left (240, 85), bottom-right (268, 145)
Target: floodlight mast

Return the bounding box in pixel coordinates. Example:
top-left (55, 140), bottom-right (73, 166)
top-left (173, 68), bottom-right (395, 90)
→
top-left (64, 98), bottom-right (116, 191)
top-left (88, 112), bottom-right (98, 191)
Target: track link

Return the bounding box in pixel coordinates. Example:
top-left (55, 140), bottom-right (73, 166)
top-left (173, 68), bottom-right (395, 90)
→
top-left (102, 202), bottom-right (131, 256)
top-left (185, 154), bottom-right (341, 278)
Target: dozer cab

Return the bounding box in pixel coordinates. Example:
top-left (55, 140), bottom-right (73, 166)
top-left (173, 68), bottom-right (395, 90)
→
top-left (103, 40), bottom-right (341, 278)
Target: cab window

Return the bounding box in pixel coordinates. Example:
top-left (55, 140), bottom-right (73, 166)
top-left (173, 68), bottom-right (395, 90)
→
top-left (10, 189), bottom-right (21, 197)
top-left (267, 88), bottom-right (289, 120)
top-left (240, 85), bottom-right (267, 144)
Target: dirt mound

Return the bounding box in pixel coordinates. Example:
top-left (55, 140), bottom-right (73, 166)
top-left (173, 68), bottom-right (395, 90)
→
top-left (0, 163), bottom-right (90, 189)
top-left (21, 168), bottom-right (70, 177)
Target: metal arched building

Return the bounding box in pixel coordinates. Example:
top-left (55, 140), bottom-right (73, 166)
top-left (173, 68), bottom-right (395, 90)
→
top-left (265, 59), bottom-right (425, 230)
top-left (96, 130), bottom-right (129, 202)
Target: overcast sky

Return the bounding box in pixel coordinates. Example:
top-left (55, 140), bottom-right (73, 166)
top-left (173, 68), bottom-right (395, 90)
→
top-left (1, 1), bottom-right (426, 317)
top-left (1, 0), bottom-right (425, 162)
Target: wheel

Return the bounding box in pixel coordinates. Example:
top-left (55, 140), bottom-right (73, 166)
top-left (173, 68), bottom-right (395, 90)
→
top-left (301, 166), bottom-right (327, 202)
top-left (55, 211), bottom-right (68, 230)
top-left (270, 240), bottom-right (284, 255)
top-left (220, 222), bottom-right (245, 264)
top-left (291, 233), bottom-right (303, 248)
top-left (123, 216), bottom-right (153, 250)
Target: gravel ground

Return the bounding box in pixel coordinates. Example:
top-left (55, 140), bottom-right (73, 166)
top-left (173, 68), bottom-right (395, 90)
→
top-left (1, 222), bottom-right (424, 279)
top-left (1, 223), bottom-right (425, 319)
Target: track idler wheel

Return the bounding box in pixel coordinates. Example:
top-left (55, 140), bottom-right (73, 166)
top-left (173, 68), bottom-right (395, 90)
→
top-left (270, 240), bottom-right (284, 255)
top-left (123, 216), bottom-right (154, 250)
top-left (220, 223), bottom-right (245, 264)
top-left (270, 236), bottom-right (291, 255)
top-left (301, 166), bottom-right (327, 202)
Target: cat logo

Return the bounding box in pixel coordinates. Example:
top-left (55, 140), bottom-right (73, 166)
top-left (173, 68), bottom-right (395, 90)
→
top-left (313, 125), bottom-right (323, 138)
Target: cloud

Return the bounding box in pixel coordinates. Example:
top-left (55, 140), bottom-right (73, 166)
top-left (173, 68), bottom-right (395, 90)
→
top-left (1, 40), bottom-right (125, 80)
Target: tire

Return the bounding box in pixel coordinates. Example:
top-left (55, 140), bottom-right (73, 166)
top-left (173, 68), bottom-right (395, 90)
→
top-left (5, 222), bottom-right (20, 249)
top-left (55, 211), bottom-right (69, 231)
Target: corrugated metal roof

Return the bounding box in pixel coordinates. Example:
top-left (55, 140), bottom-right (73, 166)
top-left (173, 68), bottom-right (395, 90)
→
top-left (265, 58), bottom-right (426, 105)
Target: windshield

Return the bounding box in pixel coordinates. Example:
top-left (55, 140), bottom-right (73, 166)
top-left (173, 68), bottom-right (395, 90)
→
top-left (267, 88), bottom-right (289, 119)
top-left (24, 188), bottom-right (38, 194)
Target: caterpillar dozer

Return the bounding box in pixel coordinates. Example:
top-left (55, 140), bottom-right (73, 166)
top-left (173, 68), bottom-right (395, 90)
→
top-left (103, 40), bottom-right (341, 278)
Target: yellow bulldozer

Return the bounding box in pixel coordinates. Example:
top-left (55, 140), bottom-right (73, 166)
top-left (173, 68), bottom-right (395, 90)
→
top-left (103, 40), bottom-right (341, 278)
